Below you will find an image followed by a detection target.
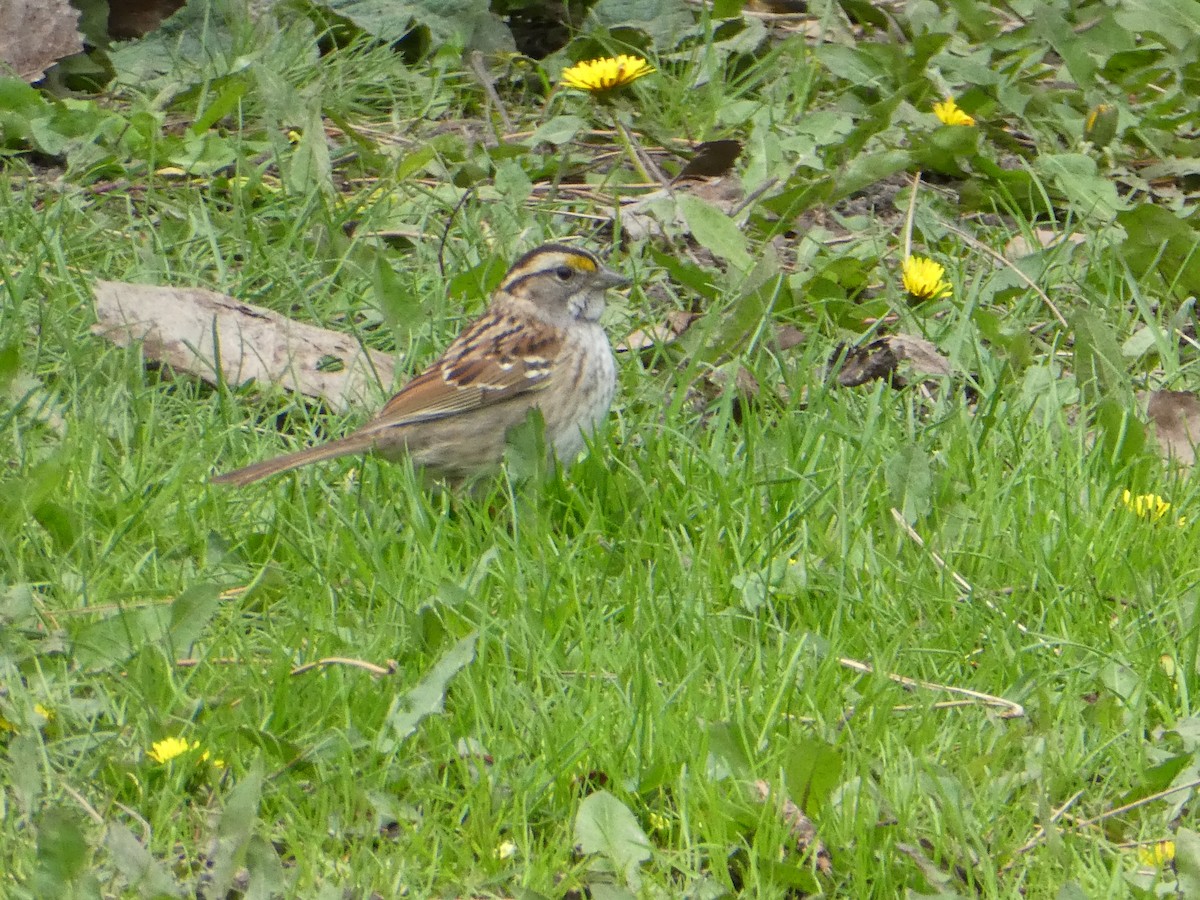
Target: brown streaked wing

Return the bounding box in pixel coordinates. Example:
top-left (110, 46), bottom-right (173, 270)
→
top-left (365, 314), bottom-right (561, 430)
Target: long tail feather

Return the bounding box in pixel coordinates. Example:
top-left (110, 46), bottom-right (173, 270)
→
top-left (211, 433), bottom-right (378, 487)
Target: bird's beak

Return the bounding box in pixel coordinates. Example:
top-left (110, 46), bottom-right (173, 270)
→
top-left (597, 265), bottom-right (631, 289)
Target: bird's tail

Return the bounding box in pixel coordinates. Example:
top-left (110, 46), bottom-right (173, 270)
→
top-left (210, 433), bottom-right (377, 487)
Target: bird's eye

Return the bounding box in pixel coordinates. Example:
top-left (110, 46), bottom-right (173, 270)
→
top-left (555, 266), bottom-right (574, 281)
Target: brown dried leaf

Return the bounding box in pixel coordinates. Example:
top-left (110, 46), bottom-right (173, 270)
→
top-left (1144, 389), bottom-right (1200, 467)
top-left (91, 281), bottom-right (395, 412)
top-left (830, 340), bottom-right (899, 387)
top-left (773, 324), bottom-right (806, 352)
top-left (1003, 228), bottom-right (1087, 260)
top-left (753, 780), bottom-right (832, 876)
top-left (830, 334), bottom-right (951, 387)
top-left (617, 310), bottom-right (700, 352)
top-left (108, 0), bottom-right (186, 39)
top-left (0, 0), bottom-right (83, 83)
top-left (675, 139), bottom-right (743, 181)
top-left (888, 334), bottom-right (953, 377)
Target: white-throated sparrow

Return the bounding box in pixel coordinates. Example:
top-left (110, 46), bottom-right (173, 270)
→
top-left (212, 244), bottom-right (628, 487)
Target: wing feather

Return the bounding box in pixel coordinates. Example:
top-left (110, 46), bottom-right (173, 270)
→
top-left (364, 313), bottom-right (560, 432)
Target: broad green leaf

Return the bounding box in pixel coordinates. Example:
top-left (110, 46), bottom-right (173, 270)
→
top-left (1056, 884), bottom-right (1089, 900)
top-left (372, 251), bottom-right (419, 330)
top-left (1120, 325), bottom-right (1158, 360)
top-left (529, 115), bottom-right (585, 147)
top-left (72, 607), bottom-right (169, 671)
top-left (504, 408), bottom-right (549, 481)
top-left (0, 340), bottom-right (21, 391)
top-left (586, 882), bottom-right (637, 900)
top-left (191, 75), bottom-right (248, 134)
top-left (837, 90), bottom-right (906, 160)
top-left (0, 78), bottom-right (46, 147)
top-left (321, 0), bottom-right (514, 53)
top-left (0, 77), bottom-right (46, 116)
top-left (394, 144), bottom-right (437, 180)
top-left (648, 245), bottom-right (720, 300)
top-left (783, 738), bottom-right (844, 812)
top-left (1033, 153), bottom-right (1123, 223)
top-left (168, 583), bottom-right (221, 653)
top-left (378, 632), bottom-right (478, 749)
top-left (1118, 204), bottom-right (1200, 298)
top-left (0, 583), bottom-right (35, 627)
top-left (885, 445), bottom-right (932, 524)
top-left (1177, 828), bottom-right (1200, 897)
top-left (1031, 6), bottom-right (1095, 86)
top-left (832, 149), bottom-right (912, 200)
top-left (105, 823), bottom-right (182, 897)
top-left (574, 791), bottom-right (652, 891)
top-left (493, 159), bottom-right (533, 204)
top-left (72, 583), bottom-right (220, 670)
top-left (166, 130), bottom-right (238, 176)
top-left (243, 834), bottom-right (287, 899)
top-left (705, 721), bottom-right (753, 780)
top-left (1113, 0), bottom-right (1200, 50)
top-left (1094, 397), bottom-right (1145, 468)
top-left (588, 0), bottom-right (692, 45)
top-left (1071, 308), bottom-right (1129, 405)
top-left (677, 194), bottom-right (752, 272)
top-left (32, 809), bottom-right (89, 893)
top-left (32, 501), bottom-right (78, 552)
top-left (813, 45), bottom-right (888, 84)
top-left (287, 108), bottom-right (333, 196)
top-left (7, 734), bottom-right (42, 815)
top-left (209, 758), bottom-right (266, 898)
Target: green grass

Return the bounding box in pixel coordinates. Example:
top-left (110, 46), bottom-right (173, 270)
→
top-left (4, 0), bottom-right (1200, 896)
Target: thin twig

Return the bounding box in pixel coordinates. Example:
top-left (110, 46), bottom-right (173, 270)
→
top-left (890, 507), bottom-right (1031, 636)
top-left (938, 219), bottom-right (1070, 329)
top-left (57, 586), bottom-right (246, 618)
top-left (62, 783), bottom-right (105, 825)
top-left (466, 50), bottom-right (513, 134)
top-left (1004, 777), bottom-right (1200, 868)
top-left (1073, 776), bottom-right (1200, 831)
top-left (1002, 789), bottom-right (1085, 869)
top-left (611, 116), bottom-right (667, 186)
top-left (889, 508), bottom-right (974, 595)
top-left (114, 802), bottom-right (153, 843)
top-left (902, 171), bottom-right (921, 261)
top-left (438, 187), bottom-right (476, 278)
top-left (290, 656), bottom-right (398, 677)
top-left (176, 657), bottom-right (266, 668)
top-left (837, 655), bottom-right (1025, 718)
top-left (730, 177), bottom-right (780, 219)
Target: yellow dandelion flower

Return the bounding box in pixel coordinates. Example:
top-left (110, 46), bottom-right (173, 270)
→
top-left (902, 256), bottom-right (953, 300)
top-left (198, 749), bottom-right (226, 769)
top-left (148, 736), bottom-right (195, 764)
top-left (561, 55), bottom-right (655, 93)
top-left (933, 97), bottom-right (975, 127)
top-left (33, 704), bottom-right (54, 721)
top-left (1122, 489), bottom-right (1173, 522)
top-left (1137, 840), bottom-right (1175, 866)
top-left (1085, 104), bottom-right (1110, 133)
